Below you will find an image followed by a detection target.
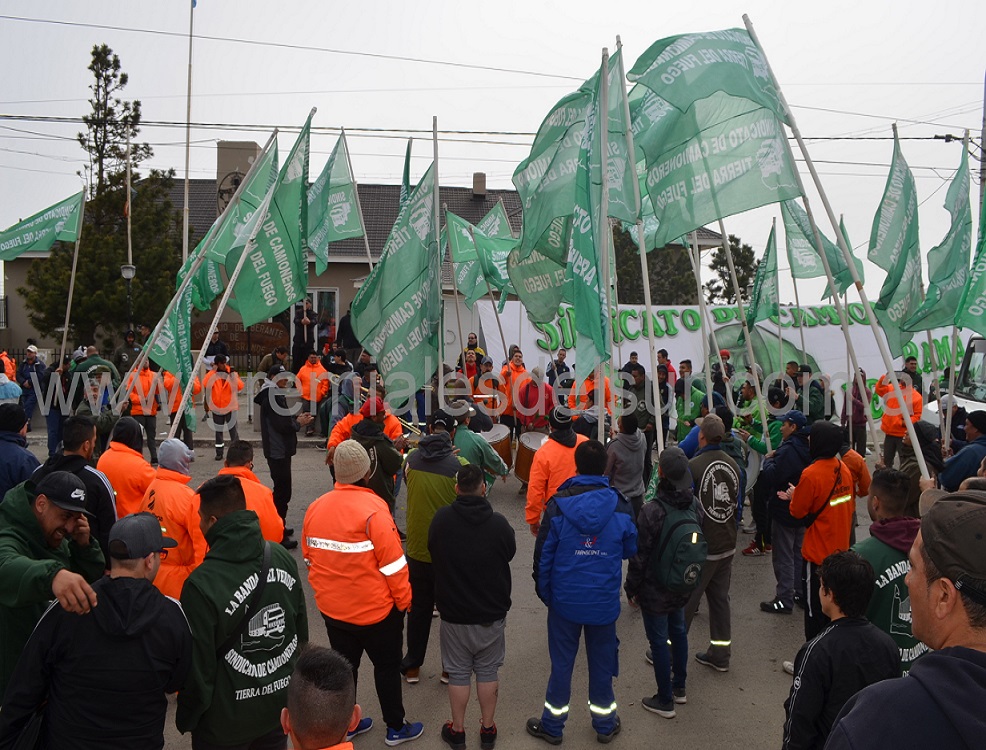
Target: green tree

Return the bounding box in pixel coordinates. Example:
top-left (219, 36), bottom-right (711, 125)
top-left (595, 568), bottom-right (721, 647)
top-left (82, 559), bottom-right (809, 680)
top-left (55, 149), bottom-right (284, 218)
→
top-left (612, 226), bottom-right (699, 305)
top-left (704, 234), bottom-right (758, 304)
top-left (20, 44), bottom-right (182, 348)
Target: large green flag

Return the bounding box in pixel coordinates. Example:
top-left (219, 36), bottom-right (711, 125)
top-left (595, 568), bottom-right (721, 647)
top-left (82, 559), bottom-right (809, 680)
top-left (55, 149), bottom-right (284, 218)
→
top-left (176, 240), bottom-right (225, 312)
top-left (229, 113), bottom-right (312, 328)
top-left (955, 172), bottom-right (986, 336)
top-left (867, 131), bottom-right (923, 354)
top-left (308, 131), bottom-right (365, 275)
top-left (148, 283), bottom-right (196, 431)
top-left (0, 191), bottom-right (83, 260)
top-left (352, 163), bottom-right (440, 408)
top-left (627, 28), bottom-right (788, 125)
top-left (446, 211), bottom-right (485, 309)
top-left (507, 236), bottom-right (570, 324)
top-left (640, 93), bottom-right (801, 249)
top-left (903, 146), bottom-right (972, 331)
top-left (446, 204), bottom-right (516, 309)
top-left (780, 199), bottom-right (854, 298)
top-left (747, 222), bottom-right (779, 329)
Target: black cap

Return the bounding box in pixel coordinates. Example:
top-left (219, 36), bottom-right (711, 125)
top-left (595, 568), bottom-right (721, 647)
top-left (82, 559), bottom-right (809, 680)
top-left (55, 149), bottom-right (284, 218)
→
top-left (109, 512), bottom-right (178, 559)
top-left (35, 471), bottom-right (92, 517)
top-left (267, 364), bottom-right (288, 380)
top-left (431, 409), bottom-right (456, 431)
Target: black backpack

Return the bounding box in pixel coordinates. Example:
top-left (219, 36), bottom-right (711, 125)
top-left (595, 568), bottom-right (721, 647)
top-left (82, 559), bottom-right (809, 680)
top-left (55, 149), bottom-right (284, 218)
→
top-left (648, 497), bottom-right (707, 593)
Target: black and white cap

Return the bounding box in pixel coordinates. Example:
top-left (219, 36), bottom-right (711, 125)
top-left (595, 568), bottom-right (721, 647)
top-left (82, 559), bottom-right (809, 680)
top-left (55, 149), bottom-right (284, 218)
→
top-left (34, 471), bottom-right (91, 517)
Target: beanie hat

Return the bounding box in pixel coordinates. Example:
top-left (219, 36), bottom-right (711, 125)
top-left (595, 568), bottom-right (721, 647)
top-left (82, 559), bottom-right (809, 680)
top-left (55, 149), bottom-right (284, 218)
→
top-left (334, 439), bottom-right (371, 484)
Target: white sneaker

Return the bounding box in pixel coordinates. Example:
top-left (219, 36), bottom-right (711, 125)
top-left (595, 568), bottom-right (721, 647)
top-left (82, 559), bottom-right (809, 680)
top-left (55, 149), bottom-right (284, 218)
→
top-left (783, 661), bottom-right (795, 676)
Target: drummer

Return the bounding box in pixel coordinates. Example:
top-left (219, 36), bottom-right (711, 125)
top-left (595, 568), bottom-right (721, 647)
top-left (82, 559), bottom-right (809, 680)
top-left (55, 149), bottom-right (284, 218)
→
top-left (450, 400), bottom-right (508, 496)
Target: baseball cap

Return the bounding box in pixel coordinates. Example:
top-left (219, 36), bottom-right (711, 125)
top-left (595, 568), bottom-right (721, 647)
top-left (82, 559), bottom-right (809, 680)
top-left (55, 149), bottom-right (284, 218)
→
top-left (921, 493), bottom-right (986, 605)
top-left (431, 409), bottom-right (457, 431)
top-left (26, 345), bottom-right (38, 354)
top-left (34, 471), bottom-right (92, 517)
top-left (360, 397), bottom-right (387, 417)
top-left (939, 394), bottom-right (953, 410)
top-left (481, 356), bottom-right (494, 366)
top-left (659, 446), bottom-right (693, 491)
top-left (780, 410), bottom-right (808, 430)
top-left (108, 512), bottom-right (177, 559)
top-left (267, 364), bottom-right (287, 380)
top-left (699, 413), bottom-right (726, 442)
top-left (745, 363), bottom-right (764, 380)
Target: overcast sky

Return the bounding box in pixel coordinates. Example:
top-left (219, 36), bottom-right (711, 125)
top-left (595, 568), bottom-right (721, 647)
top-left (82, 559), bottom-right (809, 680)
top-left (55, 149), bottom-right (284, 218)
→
top-left (1, 0), bottom-right (982, 303)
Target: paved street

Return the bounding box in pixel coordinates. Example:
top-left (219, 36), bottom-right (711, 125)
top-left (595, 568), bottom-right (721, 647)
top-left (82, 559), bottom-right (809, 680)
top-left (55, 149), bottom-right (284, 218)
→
top-left (27, 434), bottom-right (865, 749)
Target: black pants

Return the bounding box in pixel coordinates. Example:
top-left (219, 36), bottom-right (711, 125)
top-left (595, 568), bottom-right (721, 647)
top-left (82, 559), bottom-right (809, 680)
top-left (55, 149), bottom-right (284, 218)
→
top-left (170, 411), bottom-right (194, 450)
top-left (844, 423), bottom-right (866, 457)
top-left (501, 414), bottom-right (523, 441)
top-left (803, 559), bottom-right (830, 640)
top-left (213, 411), bottom-right (239, 456)
top-left (192, 725), bottom-right (286, 750)
top-left (323, 608), bottom-right (407, 731)
top-left (402, 557), bottom-right (435, 671)
top-left (266, 456), bottom-right (292, 521)
top-left (883, 434), bottom-right (902, 468)
top-left (752, 479), bottom-right (772, 547)
top-left (134, 414), bottom-right (158, 463)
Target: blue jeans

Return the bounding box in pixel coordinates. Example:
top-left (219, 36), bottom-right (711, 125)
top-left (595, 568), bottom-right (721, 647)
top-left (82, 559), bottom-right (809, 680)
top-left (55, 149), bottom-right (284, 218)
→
top-left (540, 609), bottom-right (619, 736)
top-left (641, 608), bottom-right (687, 704)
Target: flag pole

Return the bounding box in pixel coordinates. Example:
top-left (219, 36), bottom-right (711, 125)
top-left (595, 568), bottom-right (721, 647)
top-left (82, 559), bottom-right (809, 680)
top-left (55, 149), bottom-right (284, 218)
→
top-left (115, 129), bottom-right (280, 405)
top-left (433, 116), bottom-right (445, 406)
top-left (717, 218), bottom-right (772, 450)
top-left (789, 276), bottom-right (808, 356)
top-left (181, 0), bottom-right (194, 264)
top-left (58, 191), bottom-right (87, 367)
top-left (597, 48), bottom-right (611, 442)
top-left (484, 279), bottom-right (509, 360)
top-left (341, 128), bottom-right (375, 272)
top-left (443, 205), bottom-right (467, 371)
top-left (689, 234), bottom-right (727, 390)
top-left (615, 36), bottom-right (664, 456)
top-left (745, 13), bottom-right (929, 480)
top-left (944, 328), bottom-right (959, 452)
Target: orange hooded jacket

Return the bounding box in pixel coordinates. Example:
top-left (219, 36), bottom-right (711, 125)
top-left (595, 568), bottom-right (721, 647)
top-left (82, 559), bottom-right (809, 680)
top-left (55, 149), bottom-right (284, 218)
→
top-left (217, 465), bottom-right (285, 543)
top-left (525, 433), bottom-right (588, 526)
top-left (96, 440), bottom-right (156, 517)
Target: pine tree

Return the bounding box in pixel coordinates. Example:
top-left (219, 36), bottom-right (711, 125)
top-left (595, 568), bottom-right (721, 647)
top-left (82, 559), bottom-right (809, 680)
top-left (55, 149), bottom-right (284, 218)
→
top-left (20, 44), bottom-right (182, 348)
top-left (704, 234), bottom-right (758, 304)
top-left (612, 227), bottom-right (699, 305)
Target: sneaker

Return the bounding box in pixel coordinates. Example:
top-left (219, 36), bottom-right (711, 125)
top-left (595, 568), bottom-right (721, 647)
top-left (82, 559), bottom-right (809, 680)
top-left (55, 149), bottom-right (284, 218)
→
top-left (783, 660), bottom-right (795, 675)
top-left (347, 717), bottom-right (373, 740)
top-left (441, 722), bottom-right (466, 750)
top-left (526, 718), bottom-right (562, 745)
top-left (641, 695), bottom-right (676, 718)
top-left (741, 521), bottom-right (757, 534)
top-left (645, 648), bottom-right (653, 666)
top-left (386, 722), bottom-right (425, 746)
top-left (440, 671), bottom-right (450, 684)
top-left (741, 540), bottom-right (765, 556)
top-left (764, 544), bottom-right (773, 553)
top-left (672, 687), bottom-right (687, 705)
top-left (404, 667), bottom-right (420, 684)
top-left (596, 716), bottom-right (621, 743)
top-left (695, 652), bottom-right (729, 672)
top-left (760, 597), bottom-right (793, 614)
top-left (280, 536), bottom-right (299, 550)
top-left (480, 723), bottom-right (497, 750)
top-left (793, 593), bottom-right (806, 610)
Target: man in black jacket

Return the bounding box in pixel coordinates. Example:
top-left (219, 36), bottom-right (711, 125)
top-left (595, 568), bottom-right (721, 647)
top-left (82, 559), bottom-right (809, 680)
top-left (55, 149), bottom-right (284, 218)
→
top-left (0, 512), bottom-right (191, 750)
top-left (781, 550), bottom-right (898, 750)
top-left (254, 365), bottom-right (312, 548)
top-left (30, 415), bottom-right (117, 555)
top-left (429, 464), bottom-right (516, 750)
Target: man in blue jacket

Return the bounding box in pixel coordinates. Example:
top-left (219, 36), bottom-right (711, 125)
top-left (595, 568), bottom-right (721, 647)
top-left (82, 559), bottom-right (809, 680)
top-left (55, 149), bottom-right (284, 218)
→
top-left (938, 410), bottom-right (986, 492)
top-left (527, 440), bottom-right (637, 745)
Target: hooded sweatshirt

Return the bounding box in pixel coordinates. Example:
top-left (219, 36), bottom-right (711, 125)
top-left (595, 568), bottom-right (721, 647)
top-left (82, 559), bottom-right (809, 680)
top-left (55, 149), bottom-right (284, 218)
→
top-left (525, 428), bottom-right (588, 526)
top-left (0, 576), bottom-right (191, 749)
top-left (97, 437), bottom-right (156, 518)
top-left (254, 380), bottom-right (301, 460)
top-left (0, 430), bottom-right (40, 500)
top-left (763, 429), bottom-right (812, 527)
top-left (177, 510), bottom-right (308, 745)
top-left (351, 417), bottom-right (405, 510)
top-left (605, 430), bottom-right (646, 498)
top-left (403, 433), bottom-right (469, 563)
top-left (533, 475), bottom-right (637, 625)
top-left (827, 646), bottom-right (986, 750)
top-left (852, 516), bottom-right (927, 674)
top-left (429, 494), bottom-right (516, 624)
top-left (31, 452), bottom-right (117, 555)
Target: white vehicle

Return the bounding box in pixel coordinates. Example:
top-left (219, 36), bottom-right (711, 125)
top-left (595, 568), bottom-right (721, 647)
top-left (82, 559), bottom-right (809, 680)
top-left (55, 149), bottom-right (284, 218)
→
top-left (924, 335), bottom-right (986, 423)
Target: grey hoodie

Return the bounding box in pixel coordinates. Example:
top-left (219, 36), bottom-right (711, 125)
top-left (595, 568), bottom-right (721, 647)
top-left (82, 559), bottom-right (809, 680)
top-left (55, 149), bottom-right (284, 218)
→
top-left (605, 429), bottom-right (646, 497)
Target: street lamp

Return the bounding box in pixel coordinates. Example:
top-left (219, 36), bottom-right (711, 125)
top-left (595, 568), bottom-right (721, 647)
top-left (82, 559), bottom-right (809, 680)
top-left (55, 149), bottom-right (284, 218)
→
top-left (121, 264), bottom-right (136, 332)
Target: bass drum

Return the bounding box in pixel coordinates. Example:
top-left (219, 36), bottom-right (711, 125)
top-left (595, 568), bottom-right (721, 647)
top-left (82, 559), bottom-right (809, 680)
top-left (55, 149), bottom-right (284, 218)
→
top-left (479, 424), bottom-right (512, 470)
top-left (745, 449), bottom-right (762, 497)
top-left (514, 431), bottom-right (548, 484)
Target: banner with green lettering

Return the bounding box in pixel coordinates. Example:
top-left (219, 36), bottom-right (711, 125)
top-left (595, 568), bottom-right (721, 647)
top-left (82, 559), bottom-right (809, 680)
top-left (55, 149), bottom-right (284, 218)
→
top-left (148, 283), bottom-right (197, 431)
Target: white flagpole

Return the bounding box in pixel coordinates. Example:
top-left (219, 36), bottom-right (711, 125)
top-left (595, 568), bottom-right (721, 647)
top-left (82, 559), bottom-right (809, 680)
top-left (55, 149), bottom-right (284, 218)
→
top-left (182, 0), bottom-right (194, 264)
top-left (745, 13), bottom-right (930, 480)
top-left (116, 129), bottom-right (280, 404)
top-left (689, 234), bottom-right (727, 388)
top-left (433, 116), bottom-right (445, 405)
top-left (944, 329), bottom-right (960, 452)
top-left (616, 36), bottom-right (664, 456)
top-left (59, 191), bottom-right (86, 367)
top-left (597, 48), bottom-right (611, 442)
top-left (790, 276), bottom-right (808, 356)
top-left (443, 205), bottom-right (467, 371)
top-left (484, 279), bottom-right (509, 359)
top-left (341, 128), bottom-right (375, 272)
top-left (717, 219), bottom-right (772, 450)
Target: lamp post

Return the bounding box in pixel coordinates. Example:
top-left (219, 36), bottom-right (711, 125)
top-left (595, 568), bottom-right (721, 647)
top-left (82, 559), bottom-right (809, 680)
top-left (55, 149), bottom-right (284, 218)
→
top-left (121, 264), bottom-right (136, 332)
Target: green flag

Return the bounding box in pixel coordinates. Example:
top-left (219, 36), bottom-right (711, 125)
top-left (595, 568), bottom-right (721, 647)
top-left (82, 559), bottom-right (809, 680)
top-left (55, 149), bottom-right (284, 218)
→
top-left (148, 283), bottom-right (196, 431)
top-left (867, 131), bottom-right (923, 354)
top-left (308, 131), bottom-right (366, 275)
top-left (445, 210), bottom-right (485, 309)
top-left (903, 146), bottom-right (972, 331)
top-left (229, 113), bottom-right (312, 328)
top-left (955, 169), bottom-right (986, 336)
top-left (446, 204), bottom-right (517, 309)
top-left (399, 138), bottom-right (413, 211)
top-left (507, 237), bottom-right (570, 324)
top-left (627, 28), bottom-right (788, 124)
top-left (840, 216), bottom-right (864, 286)
top-left (781, 199), bottom-right (854, 298)
top-left (0, 191), bottom-right (83, 260)
top-left (352, 163), bottom-right (440, 408)
top-left (637, 93), bottom-right (801, 249)
top-left (746, 223), bottom-right (779, 329)
top-left (176, 240), bottom-right (225, 312)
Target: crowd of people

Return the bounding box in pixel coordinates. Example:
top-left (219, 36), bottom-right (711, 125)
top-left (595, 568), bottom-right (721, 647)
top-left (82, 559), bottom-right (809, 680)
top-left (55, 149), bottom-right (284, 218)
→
top-left (2, 328), bottom-right (986, 750)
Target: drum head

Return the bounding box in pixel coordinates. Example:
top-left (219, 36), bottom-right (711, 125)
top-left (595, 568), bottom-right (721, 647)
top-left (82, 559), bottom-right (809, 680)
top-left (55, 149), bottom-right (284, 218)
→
top-left (520, 432), bottom-right (548, 450)
top-left (480, 424), bottom-right (511, 443)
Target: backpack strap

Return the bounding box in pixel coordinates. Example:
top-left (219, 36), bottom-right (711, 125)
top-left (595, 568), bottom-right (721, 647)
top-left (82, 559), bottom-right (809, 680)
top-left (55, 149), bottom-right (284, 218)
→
top-left (216, 541), bottom-right (272, 656)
